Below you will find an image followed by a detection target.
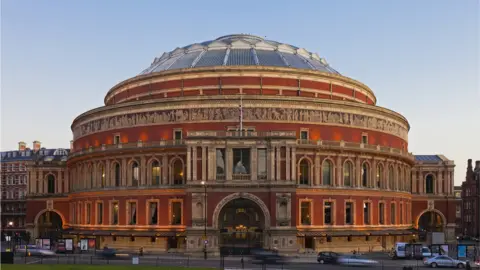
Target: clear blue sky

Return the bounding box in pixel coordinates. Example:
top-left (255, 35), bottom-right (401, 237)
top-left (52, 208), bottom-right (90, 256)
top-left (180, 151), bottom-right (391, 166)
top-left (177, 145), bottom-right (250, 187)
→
top-left (1, 0), bottom-right (478, 185)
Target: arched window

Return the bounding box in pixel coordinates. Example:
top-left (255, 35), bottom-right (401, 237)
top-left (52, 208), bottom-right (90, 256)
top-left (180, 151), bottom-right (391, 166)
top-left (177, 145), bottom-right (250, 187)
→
top-left (343, 161), bottom-right (353, 187)
top-left (151, 160), bottom-right (161, 185)
top-left (131, 162), bottom-right (139, 186)
top-left (425, 174), bottom-right (434, 194)
top-left (376, 164), bottom-right (383, 188)
top-left (362, 163), bottom-right (369, 187)
top-left (389, 166), bottom-right (394, 190)
top-left (322, 160), bottom-right (332, 186)
top-left (114, 163), bottom-right (121, 187)
top-left (172, 159), bottom-right (184, 185)
top-left (47, 175), bottom-right (55, 194)
top-left (99, 164), bottom-right (105, 188)
top-left (299, 159), bottom-right (310, 185)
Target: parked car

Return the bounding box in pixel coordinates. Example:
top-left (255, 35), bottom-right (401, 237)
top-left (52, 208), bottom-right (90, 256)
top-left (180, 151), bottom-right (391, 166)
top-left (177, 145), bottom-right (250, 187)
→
top-left (423, 255), bottom-right (466, 268)
top-left (337, 255), bottom-right (379, 267)
top-left (317, 251), bottom-right (340, 264)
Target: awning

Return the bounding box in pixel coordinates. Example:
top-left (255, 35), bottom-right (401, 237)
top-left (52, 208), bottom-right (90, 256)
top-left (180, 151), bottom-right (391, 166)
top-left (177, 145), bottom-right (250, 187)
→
top-left (65, 230), bottom-right (180, 237)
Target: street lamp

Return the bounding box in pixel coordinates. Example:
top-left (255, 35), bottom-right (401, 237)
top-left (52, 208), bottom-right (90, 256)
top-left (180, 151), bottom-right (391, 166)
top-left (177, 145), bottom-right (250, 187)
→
top-left (7, 221), bottom-right (13, 251)
top-left (201, 181), bottom-right (207, 260)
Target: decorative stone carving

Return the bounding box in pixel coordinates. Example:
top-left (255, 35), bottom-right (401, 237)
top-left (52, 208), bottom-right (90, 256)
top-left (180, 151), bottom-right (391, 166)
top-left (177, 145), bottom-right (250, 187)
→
top-left (276, 193), bottom-right (292, 226)
top-left (73, 107), bottom-right (408, 140)
top-left (191, 193), bottom-right (206, 227)
top-left (427, 200), bottom-right (434, 210)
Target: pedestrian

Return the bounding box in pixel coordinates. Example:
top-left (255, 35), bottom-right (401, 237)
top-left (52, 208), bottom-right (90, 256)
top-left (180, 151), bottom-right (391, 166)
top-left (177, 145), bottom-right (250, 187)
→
top-left (466, 261), bottom-right (472, 270)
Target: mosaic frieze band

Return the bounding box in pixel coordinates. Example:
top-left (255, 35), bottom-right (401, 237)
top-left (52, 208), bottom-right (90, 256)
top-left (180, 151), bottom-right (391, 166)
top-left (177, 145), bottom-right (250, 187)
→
top-left (73, 107), bottom-right (409, 141)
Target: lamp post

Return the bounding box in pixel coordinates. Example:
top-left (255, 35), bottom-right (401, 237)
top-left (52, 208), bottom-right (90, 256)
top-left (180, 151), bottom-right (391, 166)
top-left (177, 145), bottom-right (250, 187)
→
top-left (201, 181), bottom-right (207, 260)
top-left (7, 221), bottom-right (13, 251)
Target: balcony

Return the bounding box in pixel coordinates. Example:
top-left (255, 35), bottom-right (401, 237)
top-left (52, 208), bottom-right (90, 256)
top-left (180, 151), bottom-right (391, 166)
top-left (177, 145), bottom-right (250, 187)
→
top-left (70, 140), bottom-right (186, 158)
top-left (187, 131), bottom-right (296, 139)
top-left (296, 139), bottom-right (414, 161)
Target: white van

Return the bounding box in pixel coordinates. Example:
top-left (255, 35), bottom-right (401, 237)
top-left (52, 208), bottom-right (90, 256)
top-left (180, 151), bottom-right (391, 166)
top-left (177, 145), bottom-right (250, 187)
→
top-left (392, 243), bottom-right (434, 259)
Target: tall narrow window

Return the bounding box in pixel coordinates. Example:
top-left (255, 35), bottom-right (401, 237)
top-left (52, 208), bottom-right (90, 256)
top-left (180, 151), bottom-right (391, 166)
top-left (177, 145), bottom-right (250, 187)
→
top-left (390, 203), bottom-right (396, 224)
top-left (300, 130), bottom-right (308, 143)
top-left (257, 149), bottom-right (267, 180)
top-left (363, 202), bottom-right (370, 225)
top-left (379, 203), bottom-right (385, 225)
top-left (232, 148), bottom-right (251, 180)
top-left (345, 202), bottom-right (353, 225)
top-left (343, 161), bottom-right (353, 187)
top-left (362, 163), bottom-right (369, 187)
top-left (324, 202), bottom-right (333, 225)
top-left (131, 162), bottom-right (139, 186)
top-left (299, 159), bottom-right (310, 185)
top-left (112, 202), bottom-right (119, 225)
top-left (149, 202), bottom-right (158, 225)
top-left (376, 165), bottom-right (383, 188)
top-left (86, 203), bottom-right (91, 224)
top-left (216, 148), bottom-right (226, 180)
top-left (115, 163), bottom-right (121, 187)
top-left (361, 134), bottom-right (368, 144)
top-left (129, 202), bottom-right (137, 225)
top-left (322, 160), bottom-right (332, 186)
top-left (151, 161), bottom-right (161, 185)
top-left (300, 201), bottom-right (311, 225)
top-left (47, 175), bottom-right (55, 194)
top-left (114, 135), bottom-right (120, 145)
top-left (174, 130), bottom-right (182, 144)
top-left (97, 202), bottom-right (103, 225)
top-left (171, 201), bottom-right (182, 225)
top-left (425, 174), bottom-right (434, 194)
top-left (173, 160), bottom-right (184, 185)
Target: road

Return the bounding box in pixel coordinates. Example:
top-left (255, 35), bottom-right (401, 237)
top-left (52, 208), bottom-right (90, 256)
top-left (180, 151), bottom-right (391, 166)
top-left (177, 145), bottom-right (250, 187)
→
top-left (13, 254), bottom-right (443, 269)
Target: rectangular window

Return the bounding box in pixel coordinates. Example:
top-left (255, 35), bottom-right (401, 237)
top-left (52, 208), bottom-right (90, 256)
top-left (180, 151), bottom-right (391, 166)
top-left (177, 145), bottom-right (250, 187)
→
top-left (257, 149), bottom-right (267, 180)
top-left (232, 148), bottom-right (251, 180)
top-left (345, 202), bottom-right (353, 225)
top-left (86, 203), bottom-right (91, 224)
top-left (112, 202), bottom-right (119, 225)
top-left (300, 130), bottom-right (308, 140)
top-left (300, 201), bottom-right (311, 225)
top-left (363, 202), bottom-right (370, 225)
top-left (129, 202), bottom-right (137, 225)
top-left (171, 201), bottom-right (182, 225)
top-left (113, 135), bottom-right (120, 145)
top-left (400, 203), bottom-right (403, 224)
top-left (324, 202), bottom-right (333, 225)
top-left (149, 202), bottom-right (158, 225)
top-left (216, 148), bottom-right (226, 180)
top-left (379, 203), bottom-right (385, 225)
top-left (97, 202), bottom-right (103, 225)
top-left (362, 134), bottom-right (368, 144)
top-left (390, 204), bottom-right (396, 224)
top-left (174, 130), bottom-right (182, 141)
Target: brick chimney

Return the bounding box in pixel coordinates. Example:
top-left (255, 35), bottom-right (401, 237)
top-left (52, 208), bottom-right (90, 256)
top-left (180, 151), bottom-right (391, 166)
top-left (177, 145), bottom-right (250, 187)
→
top-left (18, 141), bottom-right (27, 151)
top-left (33, 141), bottom-right (41, 151)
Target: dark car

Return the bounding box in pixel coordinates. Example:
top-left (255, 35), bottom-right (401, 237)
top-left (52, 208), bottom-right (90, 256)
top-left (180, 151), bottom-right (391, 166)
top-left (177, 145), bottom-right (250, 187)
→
top-left (251, 249), bottom-right (288, 265)
top-left (99, 248), bottom-right (131, 260)
top-left (317, 251), bottom-right (340, 264)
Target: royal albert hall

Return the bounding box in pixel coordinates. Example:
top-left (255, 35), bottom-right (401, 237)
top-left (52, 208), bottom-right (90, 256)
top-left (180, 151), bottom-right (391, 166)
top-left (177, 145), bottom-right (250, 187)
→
top-left (26, 34), bottom-right (458, 254)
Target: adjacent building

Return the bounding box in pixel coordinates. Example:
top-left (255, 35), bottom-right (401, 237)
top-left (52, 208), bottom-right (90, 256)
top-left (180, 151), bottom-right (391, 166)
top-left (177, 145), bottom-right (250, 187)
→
top-left (461, 159), bottom-right (480, 237)
top-left (24, 34), bottom-right (459, 253)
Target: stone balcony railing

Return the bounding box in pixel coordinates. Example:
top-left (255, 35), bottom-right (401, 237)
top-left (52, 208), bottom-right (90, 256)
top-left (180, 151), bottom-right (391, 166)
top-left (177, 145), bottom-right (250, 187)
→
top-left (296, 139), bottom-right (414, 160)
top-left (186, 130), bottom-right (296, 139)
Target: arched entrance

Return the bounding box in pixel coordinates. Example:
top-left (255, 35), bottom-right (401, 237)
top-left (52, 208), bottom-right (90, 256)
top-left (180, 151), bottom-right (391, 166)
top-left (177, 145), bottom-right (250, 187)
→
top-left (213, 193), bottom-right (270, 255)
top-left (36, 211), bottom-right (64, 240)
top-left (417, 210), bottom-right (445, 241)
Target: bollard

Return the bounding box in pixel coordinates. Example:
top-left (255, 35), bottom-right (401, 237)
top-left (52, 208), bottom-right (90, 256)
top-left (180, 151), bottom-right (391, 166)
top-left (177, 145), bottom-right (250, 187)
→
top-left (57, 255), bottom-right (60, 264)
top-left (90, 256), bottom-right (93, 265)
top-left (156, 256), bottom-right (159, 266)
top-left (187, 255), bottom-right (190, 267)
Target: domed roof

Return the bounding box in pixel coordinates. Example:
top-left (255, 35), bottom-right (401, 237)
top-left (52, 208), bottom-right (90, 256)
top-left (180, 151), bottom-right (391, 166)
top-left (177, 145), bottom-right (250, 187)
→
top-left (139, 34), bottom-right (340, 75)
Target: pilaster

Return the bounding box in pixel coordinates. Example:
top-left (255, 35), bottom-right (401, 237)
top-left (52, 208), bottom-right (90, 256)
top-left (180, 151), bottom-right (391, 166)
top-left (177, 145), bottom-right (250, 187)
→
top-left (186, 147), bottom-right (192, 182)
top-left (209, 147), bottom-right (216, 181)
top-left (201, 147), bottom-right (207, 181)
top-left (355, 158), bottom-right (361, 187)
top-left (314, 153), bottom-right (320, 186)
top-left (140, 156), bottom-right (146, 186)
top-left (335, 155), bottom-right (342, 187)
top-left (57, 170), bottom-right (63, 193)
top-left (412, 169), bottom-right (417, 193)
top-left (122, 158), bottom-right (127, 186)
top-left (251, 147), bottom-right (258, 181)
top-left (371, 159), bottom-right (377, 188)
top-left (438, 170), bottom-right (443, 194)
top-left (269, 146), bottom-right (275, 181)
top-left (276, 146), bottom-right (281, 181)
top-left (105, 160), bottom-right (111, 187)
top-left (162, 155), bottom-right (168, 185)
top-left (192, 146), bottom-right (198, 181)
top-left (285, 146), bottom-right (291, 182)
top-left (291, 148), bottom-right (296, 183)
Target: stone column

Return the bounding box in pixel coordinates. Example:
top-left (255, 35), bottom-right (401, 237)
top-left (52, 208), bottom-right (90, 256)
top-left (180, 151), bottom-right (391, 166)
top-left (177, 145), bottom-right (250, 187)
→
top-left (276, 146), bottom-right (281, 181)
top-left (291, 147), bottom-right (296, 183)
top-left (419, 170), bottom-right (424, 194)
top-left (57, 170), bottom-right (63, 193)
top-left (251, 147), bottom-right (258, 181)
top-left (371, 159), bottom-right (377, 188)
top-left (269, 146), bottom-right (276, 181)
top-left (314, 153), bottom-right (320, 186)
top-left (285, 147), bottom-right (291, 182)
top-left (336, 156), bottom-right (342, 187)
top-left (39, 171), bottom-right (44, 193)
top-left (186, 147), bottom-right (192, 182)
top-left (105, 160), bottom-right (111, 187)
top-left (162, 155), bottom-right (168, 185)
top-left (140, 156), bottom-right (146, 186)
top-left (438, 170), bottom-right (443, 194)
top-left (412, 169), bottom-right (417, 193)
top-left (447, 170), bottom-right (452, 195)
top-left (355, 158), bottom-right (361, 187)
top-left (192, 147), bottom-right (198, 181)
top-left (201, 147), bottom-right (207, 181)
top-left (209, 147), bottom-right (217, 181)
top-left (122, 158), bottom-right (127, 186)
top-left (30, 171), bottom-right (36, 194)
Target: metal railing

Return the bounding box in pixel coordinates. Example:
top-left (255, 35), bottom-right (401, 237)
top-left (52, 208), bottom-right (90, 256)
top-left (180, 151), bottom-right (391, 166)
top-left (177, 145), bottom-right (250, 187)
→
top-left (70, 140), bottom-right (185, 158)
top-left (187, 130), bottom-right (296, 138)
